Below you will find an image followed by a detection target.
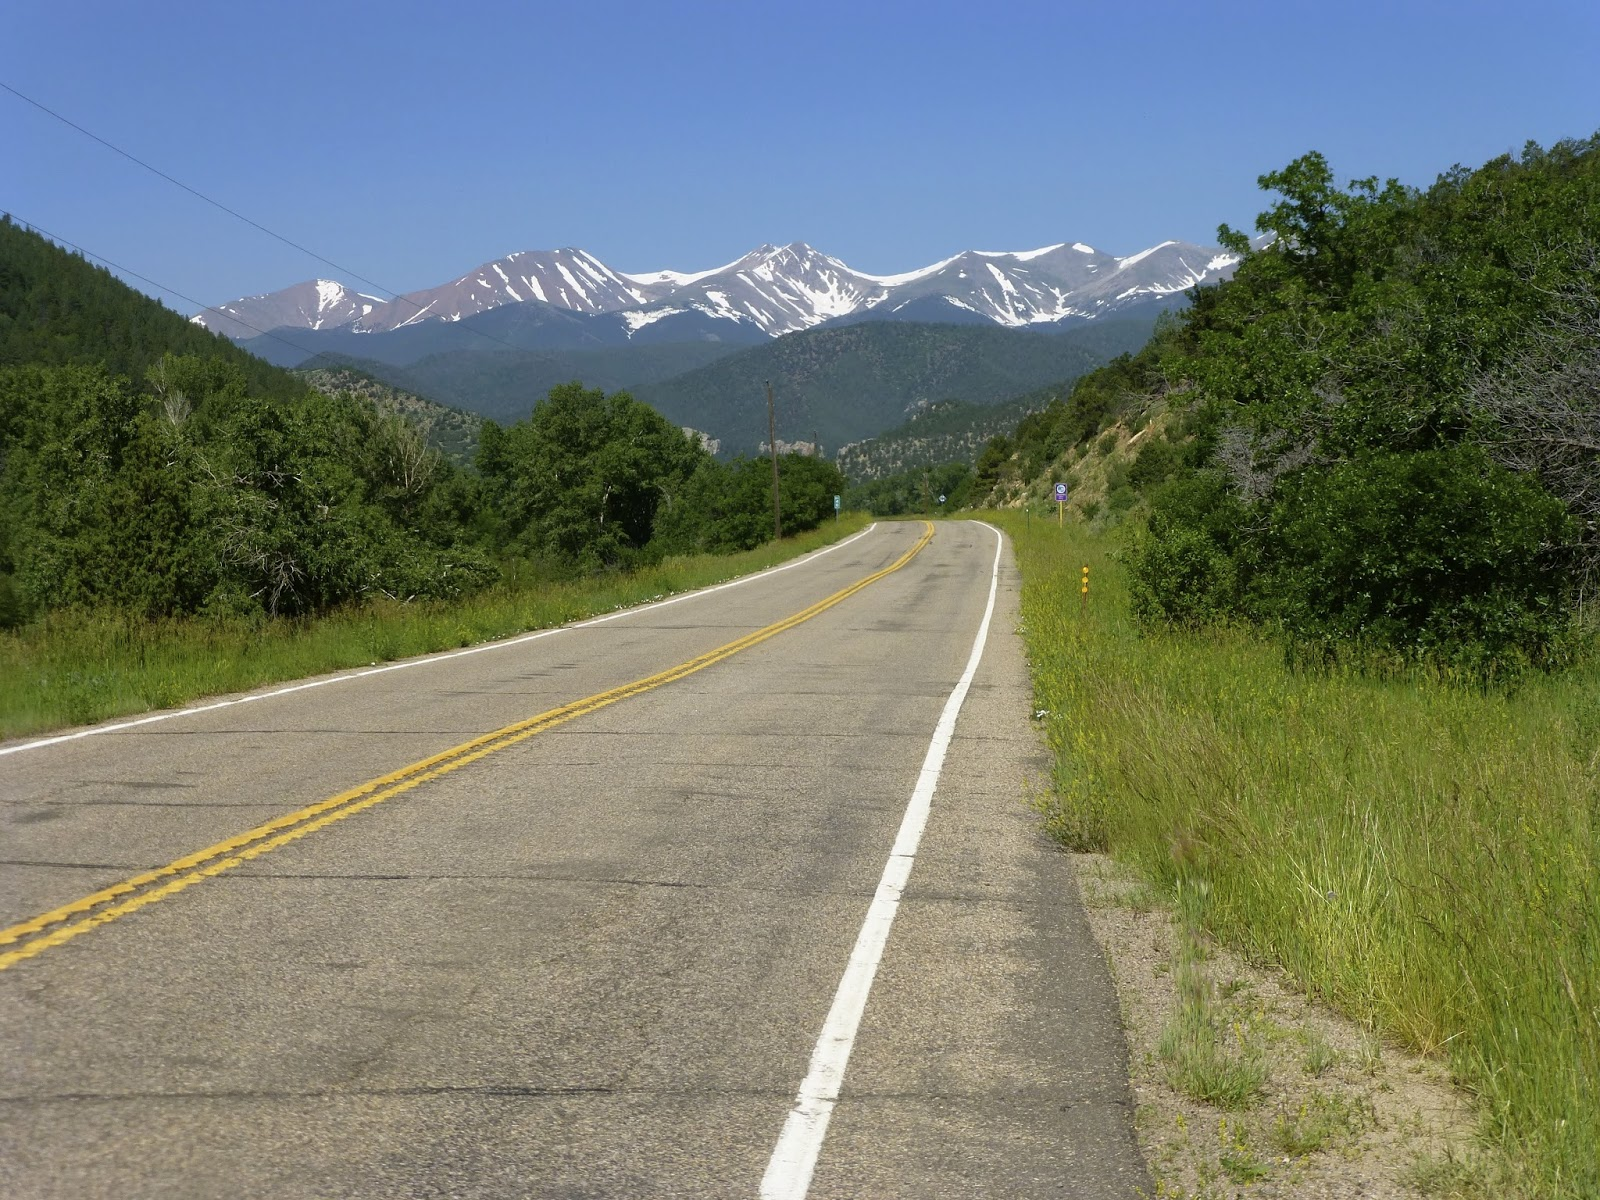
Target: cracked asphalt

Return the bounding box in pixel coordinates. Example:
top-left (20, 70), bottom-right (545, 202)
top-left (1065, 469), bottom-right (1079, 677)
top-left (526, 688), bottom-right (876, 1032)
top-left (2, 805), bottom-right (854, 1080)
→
top-left (0, 521), bottom-right (1147, 1199)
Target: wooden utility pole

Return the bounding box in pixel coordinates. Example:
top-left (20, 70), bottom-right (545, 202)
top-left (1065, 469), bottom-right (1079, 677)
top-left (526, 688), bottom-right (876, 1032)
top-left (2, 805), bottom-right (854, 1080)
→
top-left (767, 379), bottom-right (782, 540)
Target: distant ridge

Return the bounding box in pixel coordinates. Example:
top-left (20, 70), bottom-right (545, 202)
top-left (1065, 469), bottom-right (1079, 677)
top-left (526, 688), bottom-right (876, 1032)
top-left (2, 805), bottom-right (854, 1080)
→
top-left (194, 238), bottom-right (1238, 347)
top-left (629, 316), bottom-right (1160, 453)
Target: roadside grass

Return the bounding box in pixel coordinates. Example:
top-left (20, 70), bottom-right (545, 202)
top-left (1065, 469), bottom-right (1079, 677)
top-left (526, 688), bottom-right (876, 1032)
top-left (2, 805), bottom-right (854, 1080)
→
top-left (0, 514), bottom-right (872, 741)
top-left (1157, 957), bottom-right (1270, 1111)
top-left (1158, 877), bottom-right (1269, 1111)
top-left (995, 511), bottom-right (1600, 1198)
top-left (1268, 1090), bottom-right (1374, 1156)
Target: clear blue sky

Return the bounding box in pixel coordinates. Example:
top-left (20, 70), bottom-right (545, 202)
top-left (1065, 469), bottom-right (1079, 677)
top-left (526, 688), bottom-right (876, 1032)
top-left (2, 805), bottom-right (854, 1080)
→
top-left (4, 0), bottom-right (1598, 312)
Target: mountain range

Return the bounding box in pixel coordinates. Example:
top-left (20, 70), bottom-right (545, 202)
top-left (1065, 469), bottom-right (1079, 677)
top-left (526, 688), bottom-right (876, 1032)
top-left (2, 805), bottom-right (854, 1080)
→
top-left (193, 238), bottom-right (1239, 351)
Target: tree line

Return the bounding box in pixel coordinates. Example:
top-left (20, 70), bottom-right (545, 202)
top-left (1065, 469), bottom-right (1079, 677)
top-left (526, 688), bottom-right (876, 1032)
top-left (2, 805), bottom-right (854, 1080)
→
top-left (0, 219), bottom-right (844, 629)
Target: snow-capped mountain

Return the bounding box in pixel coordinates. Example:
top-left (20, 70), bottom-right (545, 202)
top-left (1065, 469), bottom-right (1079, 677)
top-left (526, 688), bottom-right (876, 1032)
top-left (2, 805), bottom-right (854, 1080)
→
top-left (857, 240), bottom-right (1237, 325)
top-left (199, 278), bottom-right (386, 340)
top-left (193, 239), bottom-right (1239, 342)
top-left (374, 248), bottom-right (658, 332)
top-left (195, 249), bottom-right (661, 341)
top-left (616, 243), bottom-right (887, 336)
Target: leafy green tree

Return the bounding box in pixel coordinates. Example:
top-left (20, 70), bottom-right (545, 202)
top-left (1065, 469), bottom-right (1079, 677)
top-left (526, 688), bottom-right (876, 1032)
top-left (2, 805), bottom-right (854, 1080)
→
top-left (844, 461), bottom-right (972, 516)
top-left (650, 457), bottom-right (766, 555)
top-left (972, 435), bottom-right (1011, 495)
top-left (653, 453), bottom-right (847, 554)
top-left (775, 453), bottom-right (848, 531)
top-left (477, 382), bottom-right (708, 572)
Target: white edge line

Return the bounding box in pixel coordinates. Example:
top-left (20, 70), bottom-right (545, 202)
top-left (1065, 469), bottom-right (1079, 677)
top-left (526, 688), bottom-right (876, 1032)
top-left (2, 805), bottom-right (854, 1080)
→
top-left (1, 524), bottom-right (881, 759)
top-left (760, 521), bottom-right (1004, 1200)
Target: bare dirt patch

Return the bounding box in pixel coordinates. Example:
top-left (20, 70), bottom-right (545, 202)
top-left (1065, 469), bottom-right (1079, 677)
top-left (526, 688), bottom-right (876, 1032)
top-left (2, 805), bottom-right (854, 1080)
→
top-left (1072, 852), bottom-right (1483, 1199)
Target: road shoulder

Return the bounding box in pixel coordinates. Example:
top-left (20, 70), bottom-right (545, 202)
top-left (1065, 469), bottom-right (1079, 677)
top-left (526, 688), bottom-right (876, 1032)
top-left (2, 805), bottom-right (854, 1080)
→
top-left (810, 527), bottom-right (1151, 1199)
top-left (1074, 852), bottom-right (1482, 1199)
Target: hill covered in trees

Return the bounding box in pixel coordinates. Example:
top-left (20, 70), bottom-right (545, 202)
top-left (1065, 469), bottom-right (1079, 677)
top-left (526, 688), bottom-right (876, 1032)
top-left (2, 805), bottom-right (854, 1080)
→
top-left (0, 221), bottom-right (841, 629)
top-left (985, 135), bottom-right (1600, 669)
top-left (631, 316), bottom-right (1157, 453)
top-left (294, 364), bottom-right (483, 463)
top-left (833, 373), bottom-right (1097, 483)
top-left (294, 340), bottom-right (742, 426)
top-left (0, 216), bottom-right (303, 401)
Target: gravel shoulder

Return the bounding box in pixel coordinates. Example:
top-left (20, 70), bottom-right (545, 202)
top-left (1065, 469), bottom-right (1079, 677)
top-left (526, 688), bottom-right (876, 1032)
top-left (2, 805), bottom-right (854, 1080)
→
top-left (1069, 852), bottom-right (1485, 1199)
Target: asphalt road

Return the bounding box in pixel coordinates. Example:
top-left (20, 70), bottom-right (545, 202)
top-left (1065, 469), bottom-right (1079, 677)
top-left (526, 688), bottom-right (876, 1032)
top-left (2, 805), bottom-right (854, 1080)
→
top-left (0, 520), bottom-right (1147, 1199)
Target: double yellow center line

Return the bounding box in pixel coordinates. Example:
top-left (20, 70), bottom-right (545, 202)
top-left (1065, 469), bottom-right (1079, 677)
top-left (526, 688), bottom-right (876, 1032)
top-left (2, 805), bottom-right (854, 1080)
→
top-left (0, 523), bottom-right (935, 972)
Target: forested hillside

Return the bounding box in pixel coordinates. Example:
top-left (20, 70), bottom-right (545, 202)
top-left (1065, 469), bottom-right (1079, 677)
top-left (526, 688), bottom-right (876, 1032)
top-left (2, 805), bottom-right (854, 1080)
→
top-left (0, 216), bottom-right (303, 400)
top-left (288, 339), bottom-right (741, 425)
top-left (295, 364), bottom-right (483, 463)
top-left (989, 136), bottom-right (1600, 668)
top-left (0, 222), bottom-right (841, 629)
top-left (835, 397), bottom-right (1036, 482)
top-left (631, 316), bottom-right (1157, 452)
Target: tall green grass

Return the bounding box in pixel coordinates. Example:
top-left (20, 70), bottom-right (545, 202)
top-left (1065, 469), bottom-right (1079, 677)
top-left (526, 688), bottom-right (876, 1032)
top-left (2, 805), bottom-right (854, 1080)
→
top-left (997, 512), bottom-right (1599, 1197)
top-left (0, 515), bottom-right (872, 740)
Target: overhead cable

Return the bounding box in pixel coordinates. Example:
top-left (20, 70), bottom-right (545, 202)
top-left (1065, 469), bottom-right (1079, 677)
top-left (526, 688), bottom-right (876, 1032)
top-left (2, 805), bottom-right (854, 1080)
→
top-left (6, 212), bottom-right (347, 366)
top-left (2, 80), bottom-right (545, 358)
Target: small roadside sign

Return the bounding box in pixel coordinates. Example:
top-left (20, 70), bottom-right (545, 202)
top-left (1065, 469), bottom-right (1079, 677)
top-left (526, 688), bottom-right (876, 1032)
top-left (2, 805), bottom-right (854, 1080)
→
top-left (938, 494), bottom-right (946, 504)
top-left (1053, 483), bottom-right (1068, 502)
top-left (833, 494), bottom-right (841, 511)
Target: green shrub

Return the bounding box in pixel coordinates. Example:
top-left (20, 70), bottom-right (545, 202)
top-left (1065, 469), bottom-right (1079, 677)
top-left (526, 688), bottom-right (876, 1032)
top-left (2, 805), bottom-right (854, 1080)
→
top-left (1256, 447), bottom-right (1575, 663)
top-left (1127, 523), bottom-right (1238, 625)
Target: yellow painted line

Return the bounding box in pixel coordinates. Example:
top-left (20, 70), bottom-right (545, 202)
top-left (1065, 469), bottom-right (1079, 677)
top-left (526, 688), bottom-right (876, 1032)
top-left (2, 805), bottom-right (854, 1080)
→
top-left (0, 523), bottom-right (935, 971)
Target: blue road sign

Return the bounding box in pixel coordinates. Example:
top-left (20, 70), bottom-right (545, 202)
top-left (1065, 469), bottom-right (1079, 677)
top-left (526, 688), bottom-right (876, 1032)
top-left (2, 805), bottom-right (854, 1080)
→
top-left (1054, 483), bottom-right (1069, 503)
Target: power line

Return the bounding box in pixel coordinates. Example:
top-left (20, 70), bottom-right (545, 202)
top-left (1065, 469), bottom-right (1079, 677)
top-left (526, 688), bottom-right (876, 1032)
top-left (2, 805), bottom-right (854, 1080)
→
top-left (2, 81), bottom-right (541, 359)
top-left (2, 79), bottom-right (405, 302)
top-left (5, 212), bottom-right (342, 367)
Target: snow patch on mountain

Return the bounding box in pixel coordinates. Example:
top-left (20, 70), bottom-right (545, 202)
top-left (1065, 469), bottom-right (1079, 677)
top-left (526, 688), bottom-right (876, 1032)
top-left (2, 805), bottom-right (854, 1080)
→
top-left (620, 306), bottom-right (687, 331)
top-left (1116, 241), bottom-right (1177, 270)
top-left (859, 253), bottom-right (963, 288)
top-left (1013, 243), bottom-right (1068, 261)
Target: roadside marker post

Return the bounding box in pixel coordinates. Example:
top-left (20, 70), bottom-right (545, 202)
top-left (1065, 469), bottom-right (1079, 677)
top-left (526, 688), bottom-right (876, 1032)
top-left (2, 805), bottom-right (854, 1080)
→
top-left (1054, 482), bottom-right (1068, 525)
top-left (1081, 565), bottom-right (1089, 616)
top-left (833, 494), bottom-right (841, 521)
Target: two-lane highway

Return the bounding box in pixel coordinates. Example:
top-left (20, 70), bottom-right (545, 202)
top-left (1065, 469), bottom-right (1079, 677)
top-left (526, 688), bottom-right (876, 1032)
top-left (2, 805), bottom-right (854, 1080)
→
top-left (1, 521), bottom-right (1147, 1198)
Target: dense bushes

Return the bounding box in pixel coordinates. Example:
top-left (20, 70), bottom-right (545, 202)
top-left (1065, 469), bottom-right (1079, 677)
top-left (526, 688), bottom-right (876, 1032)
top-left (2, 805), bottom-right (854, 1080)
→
top-left (0, 364), bottom-right (844, 627)
top-left (1099, 137), bottom-right (1600, 664)
top-left (0, 358), bottom-right (494, 623)
top-left (1255, 448), bottom-right (1573, 659)
top-left (1129, 450), bottom-right (1575, 663)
